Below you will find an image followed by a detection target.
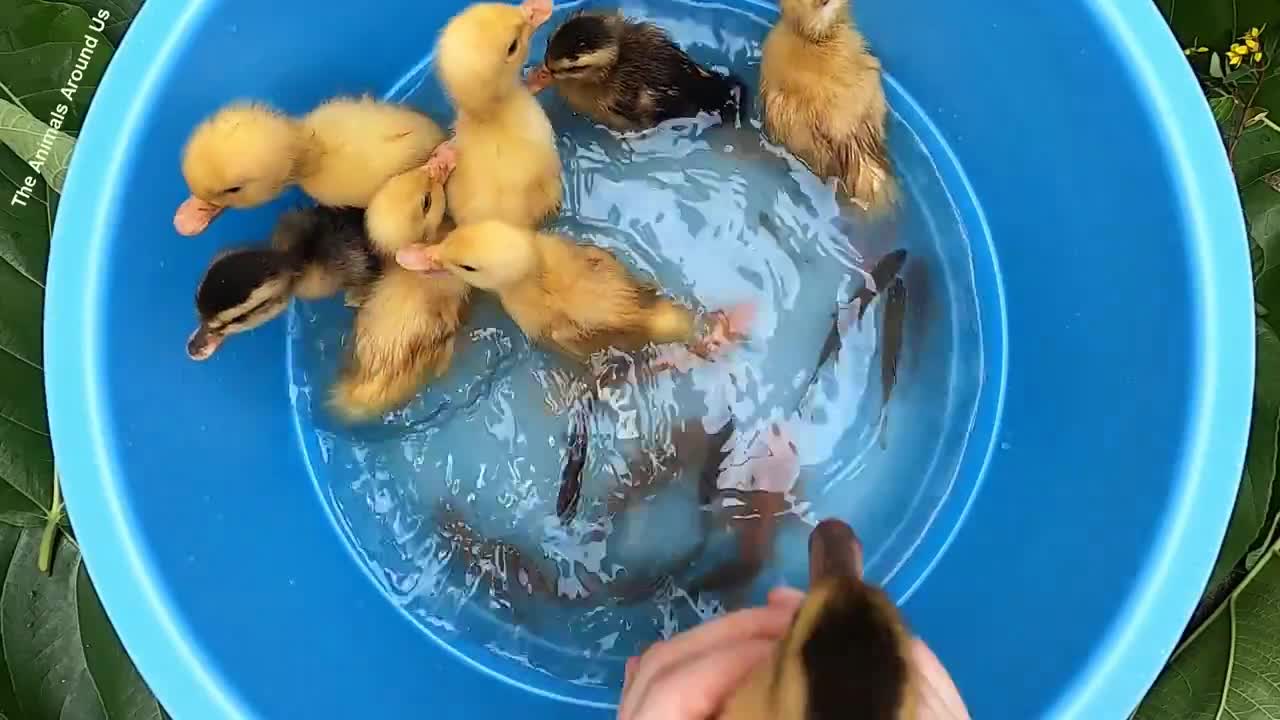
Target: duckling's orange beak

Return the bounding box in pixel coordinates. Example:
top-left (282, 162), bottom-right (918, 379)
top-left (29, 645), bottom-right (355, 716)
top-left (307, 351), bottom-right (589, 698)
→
top-left (521, 0), bottom-right (553, 29)
top-left (395, 243), bottom-right (446, 275)
top-left (187, 325), bottom-right (224, 361)
top-left (809, 518), bottom-right (862, 582)
top-left (174, 196), bottom-right (224, 236)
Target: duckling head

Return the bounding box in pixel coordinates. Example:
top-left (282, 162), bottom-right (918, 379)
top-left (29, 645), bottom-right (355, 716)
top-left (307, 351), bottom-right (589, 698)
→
top-left (719, 518), bottom-right (913, 720)
top-left (187, 248), bottom-right (296, 360)
top-left (176, 102), bottom-right (302, 234)
top-left (779, 0), bottom-right (850, 40)
top-left (541, 13), bottom-right (623, 82)
top-left (436, 0), bottom-right (554, 112)
top-left (395, 220), bottom-right (537, 291)
top-left (365, 144), bottom-right (455, 256)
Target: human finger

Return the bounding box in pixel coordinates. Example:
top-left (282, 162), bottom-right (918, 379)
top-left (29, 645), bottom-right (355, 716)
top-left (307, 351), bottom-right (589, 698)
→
top-left (619, 606), bottom-right (794, 720)
top-left (910, 638), bottom-right (970, 719)
top-left (767, 585), bottom-right (806, 611)
top-left (626, 637), bottom-right (776, 720)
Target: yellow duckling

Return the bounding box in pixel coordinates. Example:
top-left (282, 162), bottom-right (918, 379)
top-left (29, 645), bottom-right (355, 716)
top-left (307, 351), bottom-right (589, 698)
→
top-left (365, 142), bottom-right (457, 255)
top-left (395, 220), bottom-right (746, 362)
top-left (760, 0), bottom-right (897, 214)
top-left (719, 519), bottom-right (918, 720)
top-left (434, 0), bottom-right (563, 227)
top-left (329, 146), bottom-right (470, 422)
top-left (175, 96), bottom-right (446, 235)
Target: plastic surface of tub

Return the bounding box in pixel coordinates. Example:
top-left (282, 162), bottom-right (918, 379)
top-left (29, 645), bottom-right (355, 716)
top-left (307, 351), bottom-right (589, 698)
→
top-left (45, 0), bottom-right (1251, 717)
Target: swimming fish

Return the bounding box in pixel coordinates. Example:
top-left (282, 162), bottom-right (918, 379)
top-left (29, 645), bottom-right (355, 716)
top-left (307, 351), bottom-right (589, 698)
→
top-left (879, 276), bottom-right (907, 449)
top-left (807, 249), bottom-right (909, 391)
top-left (854, 249), bottom-right (909, 326)
top-left (557, 405), bottom-right (591, 522)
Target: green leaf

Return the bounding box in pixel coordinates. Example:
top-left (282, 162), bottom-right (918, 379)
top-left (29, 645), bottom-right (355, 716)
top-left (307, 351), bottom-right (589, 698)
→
top-left (1234, 122), bottom-right (1280, 187)
top-left (0, 530), bottom-right (106, 720)
top-left (0, 0), bottom-right (117, 138)
top-left (57, 0), bottom-right (142, 46)
top-left (1211, 52), bottom-right (1225, 79)
top-left (1244, 181), bottom-right (1280, 272)
top-left (1137, 539), bottom-right (1280, 719)
top-left (0, 512), bottom-right (46, 529)
top-left (77, 569), bottom-right (164, 720)
top-left (0, 99), bottom-right (74, 192)
top-left (1211, 95), bottom-right (1237, 126)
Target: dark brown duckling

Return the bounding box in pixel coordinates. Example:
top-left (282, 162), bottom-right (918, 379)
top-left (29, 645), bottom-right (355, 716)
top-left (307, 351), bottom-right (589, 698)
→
top-left (186, 206), bottom-right (379, 360)
top-left (528, 11), bottom-right (748, 131)
top-left (719, 518), bottom-right (915, 720)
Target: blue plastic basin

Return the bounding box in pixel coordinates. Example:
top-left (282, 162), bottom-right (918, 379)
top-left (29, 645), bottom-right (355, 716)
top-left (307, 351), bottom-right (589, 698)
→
top-left (46, 0), bottom-right (1252, 717)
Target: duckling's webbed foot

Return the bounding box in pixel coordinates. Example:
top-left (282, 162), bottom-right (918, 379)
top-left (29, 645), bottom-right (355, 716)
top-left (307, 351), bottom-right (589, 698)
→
top-left (521, 0), bottom-right (553, 27)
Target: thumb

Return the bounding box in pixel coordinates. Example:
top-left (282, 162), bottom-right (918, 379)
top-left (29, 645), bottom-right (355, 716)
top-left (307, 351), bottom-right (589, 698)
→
top-left (626, 637), bottom-right (775, 720)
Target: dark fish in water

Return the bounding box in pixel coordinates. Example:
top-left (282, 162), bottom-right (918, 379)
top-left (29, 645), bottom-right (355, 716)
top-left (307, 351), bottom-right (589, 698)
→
top-left (879, 277), bottom-right (907, 449)
top-left (557, 407), bottom-right (591, 522)
top-left (853, 248), bottom-right (908, 327)
top-left (688, 490), bottom-right (787, 599)
top-left (694, 419), bottom-right (736, 507)
top-left (805, 249), bottom-right (909, 393)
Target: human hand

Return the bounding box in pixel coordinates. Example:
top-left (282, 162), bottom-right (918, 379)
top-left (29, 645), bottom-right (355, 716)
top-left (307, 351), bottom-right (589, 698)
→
top-left (617, 587), bottom-right (805, 720)
top-left (617, 586), bottom-right (971, 720)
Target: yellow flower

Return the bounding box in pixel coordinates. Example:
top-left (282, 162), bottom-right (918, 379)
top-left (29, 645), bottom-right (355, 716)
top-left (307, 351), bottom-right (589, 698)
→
top-left (1185, 46), bottom-right (1210, 55)
top-left (1232, 43), bottom-right (1249, 55)
top-left (1256, 51), bottom-right (1265, 63)
top-left (1230, 52), bottom-right (1244, 66)
top-left (1247, 26), bottom-right (1264, 40)
top-left (1248, 38), bottom-right (1261, 52)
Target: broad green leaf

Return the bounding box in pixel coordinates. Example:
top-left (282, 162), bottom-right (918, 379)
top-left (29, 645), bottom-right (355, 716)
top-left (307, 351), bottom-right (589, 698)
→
top-left (1244, 181), bottom-right (1280, 272)
top-left (0, 512), bottom-right (45, 529)
top-left (77, 569), bottom-right (165, 720)
top-left (0, 530), bottom-right (106, 720)
top-left (1211, 52), bottom-right (1225, 79)
top-left (0, 143), bottom-right (50, 291)
top-left (0, 99), bottom-right (74, 192)
top-left (1137, 540), bottom-right (1280, 719)
top-left (1211, 95), bottom-right (1237, 127)
top-left (58, 0), bottom-right (142, 46)
top-left (1234, 122), bottom-right (1280, 188)
top-left (0, 0), bottom-right (117, 138)
top-left (0, 525), bottom-right (24, 718)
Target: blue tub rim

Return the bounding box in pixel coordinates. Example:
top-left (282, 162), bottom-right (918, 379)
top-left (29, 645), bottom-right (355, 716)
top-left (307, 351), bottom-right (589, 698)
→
top-left (43, 0), bottom-right (1252, 718)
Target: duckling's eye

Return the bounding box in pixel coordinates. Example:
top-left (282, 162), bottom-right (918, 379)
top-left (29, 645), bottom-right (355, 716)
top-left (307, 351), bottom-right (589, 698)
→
top-left (459, 264), bottom-right (478, 272)
top-left (422, 194), bottom-right (432, 213)
top-left (224, 186), bottom-right (242, 194)
top-left (507, 38), bottom-right (519, 56)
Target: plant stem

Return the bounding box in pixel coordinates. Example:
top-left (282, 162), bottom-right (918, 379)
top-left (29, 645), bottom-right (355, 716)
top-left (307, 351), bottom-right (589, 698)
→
top-left (1228, 80), bottom-right (1265, 160)
top-left (37, 474), bottom-right (62, 574)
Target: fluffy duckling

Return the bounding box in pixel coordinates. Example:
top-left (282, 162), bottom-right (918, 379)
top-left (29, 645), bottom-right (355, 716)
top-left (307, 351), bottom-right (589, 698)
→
top-left (434, 0), bottom-right (563, 227)
top-left (365, 142), bottom-right (457, 255)
top-left (527, 11), bottom-right (748, 131)
top-left (175, 96), bottom-right (446, 235)
top-left (760, 0), bottom-right (897, 214)
top-left (187, 206), bottom-right (379, 360)
top-left (328, 266), bottom-right (469, 421)
top-left (396, 220), bottom-right (745, 362)
top-left (329, 148), bottom-right (470, 421)
top-left (719, 519), bottom-right (917, 720)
